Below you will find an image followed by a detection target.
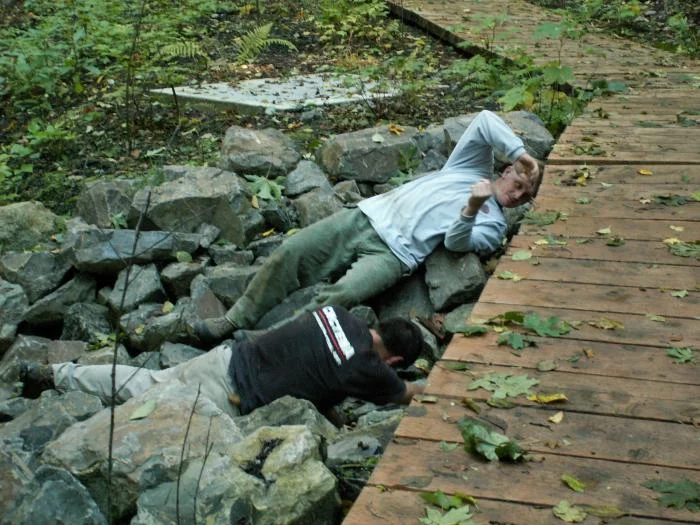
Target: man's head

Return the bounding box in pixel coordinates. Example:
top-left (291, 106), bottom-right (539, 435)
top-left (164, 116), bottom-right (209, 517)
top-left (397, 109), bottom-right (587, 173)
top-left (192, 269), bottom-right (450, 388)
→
top-left (492, 164), bottom-right (540, 208)
top-left (372, 318), bottom-right (424, 368)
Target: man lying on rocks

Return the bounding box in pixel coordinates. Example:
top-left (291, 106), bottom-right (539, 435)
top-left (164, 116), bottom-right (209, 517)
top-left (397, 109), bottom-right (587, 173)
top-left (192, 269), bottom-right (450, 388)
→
top-left (194, 110), bottom-right (541, 344)
top-left (21, 305), bottom-right (425, 422)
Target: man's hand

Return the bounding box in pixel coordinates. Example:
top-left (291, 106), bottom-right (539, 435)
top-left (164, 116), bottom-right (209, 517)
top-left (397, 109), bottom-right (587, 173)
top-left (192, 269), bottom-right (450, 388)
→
top-left (513, 153), bottom-right (540, 182)
top-left (463, 180), bottom-right (493, 217)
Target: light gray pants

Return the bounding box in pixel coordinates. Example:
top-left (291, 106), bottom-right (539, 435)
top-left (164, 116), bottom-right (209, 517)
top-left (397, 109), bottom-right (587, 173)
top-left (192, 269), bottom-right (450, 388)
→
top-left (52, 345), bottom-right (240, 419)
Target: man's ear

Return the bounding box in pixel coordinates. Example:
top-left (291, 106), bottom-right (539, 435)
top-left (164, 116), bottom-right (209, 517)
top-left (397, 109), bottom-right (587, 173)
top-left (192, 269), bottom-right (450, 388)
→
top-left (385, 355), bottom-right (404, 367)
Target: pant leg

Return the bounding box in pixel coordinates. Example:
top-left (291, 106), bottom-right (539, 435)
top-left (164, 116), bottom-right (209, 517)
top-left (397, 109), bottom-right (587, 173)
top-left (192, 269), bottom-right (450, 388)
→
top-left (53, 345), bottom-right (240, 419)
top-left (52, 363), bottom-right (160, 405)
top-left (225, 208), bottom-right (366, 329)
top-left (311, 226), bottom-right (407, 309)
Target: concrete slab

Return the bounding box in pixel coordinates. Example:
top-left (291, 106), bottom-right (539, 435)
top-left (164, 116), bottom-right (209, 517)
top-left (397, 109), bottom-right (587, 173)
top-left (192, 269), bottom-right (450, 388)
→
top-left (151, 73), bottom-right (398, 114)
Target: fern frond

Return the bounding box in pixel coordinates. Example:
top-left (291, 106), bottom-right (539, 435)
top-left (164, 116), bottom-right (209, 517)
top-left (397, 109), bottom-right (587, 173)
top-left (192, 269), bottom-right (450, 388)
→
top-left (159, 41), bottom-right (207, 62)
top-left (233, 23), bottom-right (297, 64)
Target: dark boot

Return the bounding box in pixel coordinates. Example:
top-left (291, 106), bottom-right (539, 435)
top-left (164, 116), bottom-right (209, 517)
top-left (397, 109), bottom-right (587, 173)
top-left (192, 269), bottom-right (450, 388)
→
top-left (19, 362), bottom-right (55, 398)
top-left (190, 316), bottom-right (236, 346)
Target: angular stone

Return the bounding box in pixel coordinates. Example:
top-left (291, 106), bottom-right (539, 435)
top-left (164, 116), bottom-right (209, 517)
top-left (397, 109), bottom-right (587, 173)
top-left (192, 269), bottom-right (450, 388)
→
top-left (61, 303), bottom-right (112, 344)
top-left (0, 201), bottom-right (61, 254)
top-left (160, 257), bottom-right (210, 299)
top-left (260, 200), bottom-right (297, 233)
top-left (108, 264), bottom-right (165, 314)
top-left (220, 127), bottom-right (301, 178)
top-left (65, 219), bottom-right (202, 274)
top-left (375, 270), bottom-right (434, 322)
top-left (292, 186), bottom-right (344, 228)
top-left (0, 279), bottom-right (28, 355)
top-left (247, 235), bottom-right (283, 258)
top-left (0, 251), bottom-right (72, 304)
top-left (0, 396), bottom-right (32, 422)
top-left (208, 243), bottom-right (254, 266)
top-left (4, 466), bottom-right (108, 525)
top-left (443, 303), bottom-right (477, 334)
top-left (333, 179), bottom-right (363, 205)
top-left (22, 274), bottom-right (96, 326)
top-left (317, 125), bottom-right (421, 183)
top-left (188, 275), bottom-right (227, 320)
top-left (236, 396), bottom-right (338, 441)
top-left (425, 248), bottom-right (486, 311)
top-left (130, 166), bottom-right (253, 245)
top-left (349, 305), bottom-right (378, 328)
top-left (196, 222), bottom-right (221, 248)
top-left (75, 179), bottom-right (137, 230)
top-left (284, 160), bottom-right (331, 197)
top-left (159, 342), bottom-right (205, 369)
top-left (119, 302), bottom-right (189, 353)
top-left (202, 264), bottom-right (259, 307)
top-left (0, 336), bottom-right (90, 384)
top-left (76, 344), bottom-right (131, 366)
top-left (255, 283), bottom-right (323, 330)
top-left (42, 382), bottom-right (244, 521)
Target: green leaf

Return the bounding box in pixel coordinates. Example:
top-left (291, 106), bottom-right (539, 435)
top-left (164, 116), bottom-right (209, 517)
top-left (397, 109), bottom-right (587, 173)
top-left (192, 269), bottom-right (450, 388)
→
top-left (420, 490), bottom-right (468, 510)
top-left (523, 313), bottom-right (570, 337)
top-left (605, 81), bottom-right (628, 93)
top-left (129, 400), bottom-right (157, 420)
top-left (439, 441), bottom-right (459, 453)
top-left (671, 289), bottom-right (688, 298)
top-left (442, 362), bottom-right (471, 372)
top-left (642, 479), bottom-right (700, 511)
top-left (668, 241), bottom-right (700, 258)
top-left (458, 417), bottom-right (525, 462)
top-left (553, 500), bottom-right (587, 522)
top-left (536, 359), bottom-right (557, 371)
top-left (501, 331), bottom-right (537, 350)
top-left (468, 372), bottom-right (539, 399)
top-left (419, 502), bottom-right (477, 525)
top-left (666, 346), bottom-right (696, 364)
top-left (522, 210), bottom-right (560, 226)
top-left (175, 251), bottom-right (193, 263)
top-left (561, 474), bottom-right (586, 493)
top-left (486, 398), bottom-right (516, 409)
top-left (456, 325), bottom-right (488, 336)
top-left (487, 311), bottom-right (525, 326)
top-left (575, 197), bottom-right (591, 204)
top-left (511, 250), bottom-right (533, 261)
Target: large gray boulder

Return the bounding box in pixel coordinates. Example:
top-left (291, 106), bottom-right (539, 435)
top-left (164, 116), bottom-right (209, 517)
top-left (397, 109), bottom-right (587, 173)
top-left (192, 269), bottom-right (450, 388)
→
top-left (0, 279), bottom-right (28, 355)
top-left (22, 274), bottom-right (96, 326)
top-left (220, 127), bottom-right (301, 177)
top-left (375, 270), bottom-right (434, 322)
top-left (42, 382), bottom-right (244, 521)
top-left (0, 201), bottom-right (61, 254)
top-left (130, 166), bottom-right (256, 245)
top-left (75, 180), bottom-right (137, 229)
top-left (3, 466), bottom-right (108, 525)
top-left (424, 248), bottom-right (487, 311)
top-left (292, 186), bottom-right (344, 227)
top-left (317, 125), bottom-right (420, 183)
top-left (107, 264), bottom-right (165, 314)
top-left (119, 301), bottom-right (190, 353)
top-left (60, 303), bottom-right (112, 344)
top-left (0, 251), bottom-right (72, 304)
top-left (160, 256), bottom-right (210, 299)
top-left (255, 283), bottom-right (324, 330)
top-left (65, 218), bottom-right (201, 274)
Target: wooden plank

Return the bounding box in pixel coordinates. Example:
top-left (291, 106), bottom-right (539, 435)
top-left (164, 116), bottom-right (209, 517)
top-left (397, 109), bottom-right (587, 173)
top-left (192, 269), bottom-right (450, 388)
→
top-left (470, 302), bottom-right (700, 347)
top-left (442, 332), bottom-right (699, 385)
top-left (519, 217), bottom-right (697, 241)
top-left (509, 237), bottom-right (700, 266)
top-left (542, 164), bottom-right (697, 185)
top-left (537, 184), bottom-right (696, 200)
top-left (547, 149), bottom-right (700, 165)
top-left (532, 196), bottom-right (699, 220)
top-left (495, 257), bottom-right (699, 291)
top-left (424, 364), bottom-right (700, 423)
top-left (344, 488), bottom-right (673, 525)
top-left (479, 279), bottom-right (698, 318)
top-left (368, 439), bottom-right (700, 522)
top-left (397, 401), bottom-right (699, 470)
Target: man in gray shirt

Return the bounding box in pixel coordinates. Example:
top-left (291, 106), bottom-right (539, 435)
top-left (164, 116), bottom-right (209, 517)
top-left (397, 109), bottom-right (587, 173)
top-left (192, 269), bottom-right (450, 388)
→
top-left (195, 110), bottom-right (540, 342)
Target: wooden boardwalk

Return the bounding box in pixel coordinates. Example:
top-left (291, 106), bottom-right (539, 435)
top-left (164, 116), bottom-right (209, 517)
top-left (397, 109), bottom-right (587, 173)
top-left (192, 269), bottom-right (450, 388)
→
top-left (344, 1), bottom-right (699, 524)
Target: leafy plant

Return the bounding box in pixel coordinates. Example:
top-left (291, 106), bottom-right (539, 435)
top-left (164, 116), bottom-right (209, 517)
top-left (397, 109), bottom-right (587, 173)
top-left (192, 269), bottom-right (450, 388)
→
top-left (666, 346), bottom-right (696, 364)
top-left (458, 417), bottom-right (525, 462)
top-left (245, 174), bottom-right (285, 201)
top-left (642, 478), bottom-right (700, 511)
top-left (468, 372), bottom-right (539, 399)
top-left (232, 23), bottom-right (297, 64)
top-left (523, 313), bottom-right (570, 337)
top-left (497, 331), bottom-right (537, 350)
top-left (668, 241), bottom-right (700, 259)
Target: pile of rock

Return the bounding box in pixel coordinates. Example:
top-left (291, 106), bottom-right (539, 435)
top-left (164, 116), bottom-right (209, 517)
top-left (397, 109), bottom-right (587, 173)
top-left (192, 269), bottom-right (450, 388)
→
top-left (0, 111), bottom-right (553, 523)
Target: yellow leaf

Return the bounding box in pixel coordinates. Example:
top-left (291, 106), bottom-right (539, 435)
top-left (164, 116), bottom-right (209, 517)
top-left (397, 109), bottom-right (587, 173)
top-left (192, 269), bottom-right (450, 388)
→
top-left (596, 227), bottom-right (612, 236)
top-left (162, 301), bottom-right (174, 314)
top-left (528, 392), bottom-right (568, 404)
top-left (646, 313), bottom-right (666, 323)
top-left (261, 228), bottom-right (276, 238)
top-left (286, 228), bottom-right (300, 236)
top-left (583, 348), bottom-right (594, 359)
top-left (549, 411), bottom-right (564, 424)
top-left (663, 237), bottom-right (682, 245)
top-left (637, 169), bottom-right (653, 176)
top-left (415, 394), bottom-right (439, 404)
top-left (134, 324), bottom-right (145, 335)
top-left (387, 123), bottom-right (404, 135)
top-left (251, 195), bottom-right (259, 209)
top-left (588, 317), bottom-right (624, 330)
top-left (670, 225), bottom-right (685, 232)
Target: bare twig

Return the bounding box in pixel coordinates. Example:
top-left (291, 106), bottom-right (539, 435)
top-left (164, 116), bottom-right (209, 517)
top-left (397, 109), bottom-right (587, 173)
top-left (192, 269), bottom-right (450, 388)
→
top-left (177, 384), bottom-right (202, 525)
top-left (193, 418), bottom-right (214, 525)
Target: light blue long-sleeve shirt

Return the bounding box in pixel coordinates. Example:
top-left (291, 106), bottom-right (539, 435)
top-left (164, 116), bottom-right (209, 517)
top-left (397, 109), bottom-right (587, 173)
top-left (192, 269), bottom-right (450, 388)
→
top-left (358, 110), bottom-right (526, 271)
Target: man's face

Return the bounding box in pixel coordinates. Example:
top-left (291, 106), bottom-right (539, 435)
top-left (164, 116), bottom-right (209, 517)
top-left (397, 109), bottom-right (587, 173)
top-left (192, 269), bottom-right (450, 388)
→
top-left (493, 166), bottom-right (533, 208)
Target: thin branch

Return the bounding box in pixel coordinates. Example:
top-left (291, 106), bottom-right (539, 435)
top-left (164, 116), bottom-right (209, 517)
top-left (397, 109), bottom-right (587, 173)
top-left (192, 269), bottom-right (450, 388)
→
top-left (193, 418), bottom-right (214, 525)
top-left (177, 384), bottom-right (201, 525)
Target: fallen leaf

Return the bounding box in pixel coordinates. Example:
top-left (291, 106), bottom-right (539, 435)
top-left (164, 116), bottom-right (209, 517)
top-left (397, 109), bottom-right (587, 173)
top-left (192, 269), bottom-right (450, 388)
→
top-left (663, 237), bottom-right (682, 245)
top-left (175, 251), bottom-right (193, 263)
top-left (251, 194), bottom-right (259, 209)
top-left (536, 359), bottom-right (558, 372)
top-left (497, 271), bottom-right (523, 282)
top-left (562, 474), bottom-right (587, 493)
top-left (371, 132), bottom-right (385, 143)
top-left (134, 324), bottom-right (145, 335)
top-left (129, 400), bottom-right (157, 420)
top-left (553, 500), bottom-right (587, 522)
top-left (461, 397), bottom-right (481, 414)
top-left (637, 168), bottom-right (653, 176)
top-left (583, 348), bottom-right (594, 359)
top-left (646, 313), bottom-right (666, 323)
top-left (670, 225), bottom-right (685, 232)
top-left (579, 504), bottom-right (626, 518)
top-left (596, 226), bottom-right (612, 236)
top-left (528, 392), bottom-right (568, 404)
top-left (458, 417), bottom-right (525, 462)
top-left (600, 182), bottom-right (613, 188)
top-left (545, 440), bottom-right (560, 448)
top-left (588, 317), bottom-right (624, 330)
top-left (439, 441), bottom-right (459, 452)
top-left (387, 123), bottom-right (404, 135)
top-left (639, 198), bottom-right (652, 204)
top-left (261, 228), bottom-right (276, 237)
top-left (511, 250), bottom-right (532, 261)
top-left (671, 290), bottom-right (688, 298)
top-left (575, 197), bottom-right (591, 204)
top-left (162, 301), bottom-right (174, 314)
top-left (549, 411), bottom-right (564, 424)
